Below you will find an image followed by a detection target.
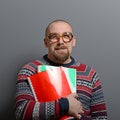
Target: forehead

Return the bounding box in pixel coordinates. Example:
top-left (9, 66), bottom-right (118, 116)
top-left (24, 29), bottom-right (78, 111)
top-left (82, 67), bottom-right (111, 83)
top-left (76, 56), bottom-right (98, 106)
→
top-left (48, 22), bottom-right (72, 34)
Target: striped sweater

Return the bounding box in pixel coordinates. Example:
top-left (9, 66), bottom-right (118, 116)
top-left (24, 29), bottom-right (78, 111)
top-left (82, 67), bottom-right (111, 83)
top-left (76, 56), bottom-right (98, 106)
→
top-left (15, 55), bottom-right (107, 120)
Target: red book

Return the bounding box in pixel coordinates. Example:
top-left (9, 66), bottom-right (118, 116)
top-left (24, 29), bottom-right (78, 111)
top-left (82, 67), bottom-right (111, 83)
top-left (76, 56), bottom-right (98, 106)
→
top-left (28, 66), bottom-right (76, 119)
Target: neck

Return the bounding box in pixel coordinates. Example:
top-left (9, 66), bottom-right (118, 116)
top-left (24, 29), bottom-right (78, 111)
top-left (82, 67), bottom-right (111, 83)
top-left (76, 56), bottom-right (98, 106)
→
top-left (48, 55), bottom-right (71, 64)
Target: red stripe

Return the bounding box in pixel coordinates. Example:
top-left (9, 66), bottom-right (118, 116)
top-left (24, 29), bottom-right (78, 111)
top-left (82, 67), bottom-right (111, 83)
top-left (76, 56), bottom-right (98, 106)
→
top-left (32, 60), bottom-right (41, 66)
top-left (23, 64), bottom-right (36, 72)
top-left (91, 103), bottom-right (106, 112)
top-left (15, 94), bottom-right (34, 102)
top-left (77, 85), bottom-right (92, 93)
top-left (17, 75), bottom-right (28, 80)
top-left (84, 110), bottom-right (90, 116)
top-left (93, 80), bottom-right (101, 88)
top-left (69, 64), bottom-right (87, 72)
top-left (77, 69), bottom-right (95, 81)
top-left (23, 101), bottom-right (35, 120)
top-left (55, 100), bottom-right (61, 118)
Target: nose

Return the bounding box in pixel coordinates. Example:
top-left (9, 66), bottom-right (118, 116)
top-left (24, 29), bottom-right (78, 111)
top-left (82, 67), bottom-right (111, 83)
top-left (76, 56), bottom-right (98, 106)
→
top-left (58, 36), bottom-right (64, 43)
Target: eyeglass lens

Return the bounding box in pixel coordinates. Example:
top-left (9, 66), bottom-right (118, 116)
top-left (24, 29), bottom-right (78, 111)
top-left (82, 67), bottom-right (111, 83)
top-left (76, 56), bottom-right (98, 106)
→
top-left (48, 32), bottom-right (73, 43)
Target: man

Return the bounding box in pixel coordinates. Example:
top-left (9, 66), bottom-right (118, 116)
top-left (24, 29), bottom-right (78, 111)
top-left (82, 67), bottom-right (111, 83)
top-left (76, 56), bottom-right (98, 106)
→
top-left (15, 20), bottom-right (108, 120)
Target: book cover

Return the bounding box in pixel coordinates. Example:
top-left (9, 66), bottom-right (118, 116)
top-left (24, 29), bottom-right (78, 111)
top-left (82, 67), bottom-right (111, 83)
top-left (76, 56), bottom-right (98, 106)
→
top-left (28, 65), bottom-right (76, 119)
top-left (38, 65), bottom-right (76, 93)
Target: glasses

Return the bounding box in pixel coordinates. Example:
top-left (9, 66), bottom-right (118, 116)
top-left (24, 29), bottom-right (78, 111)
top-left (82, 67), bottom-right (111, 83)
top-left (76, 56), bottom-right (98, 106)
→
top-left (47, 32), bottom-right (73, 43)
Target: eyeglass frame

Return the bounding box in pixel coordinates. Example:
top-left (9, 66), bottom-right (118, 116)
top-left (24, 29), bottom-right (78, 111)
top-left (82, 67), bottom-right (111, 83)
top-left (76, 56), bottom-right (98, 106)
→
top-left (46, 32), bottom-right (74, 43)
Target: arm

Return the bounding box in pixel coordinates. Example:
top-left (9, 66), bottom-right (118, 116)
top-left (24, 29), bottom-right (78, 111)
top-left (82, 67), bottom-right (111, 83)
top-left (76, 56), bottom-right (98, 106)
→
top-left (90, 72), bottom-right (108, 120)
top-left (15, 79), bottom-right (62, 120)
top-left (15, 62), bottom-right (62, 120)
top-left (15, 62), bottom-right (86, 120)
top-left (15, 79), bottom-right (84, 120)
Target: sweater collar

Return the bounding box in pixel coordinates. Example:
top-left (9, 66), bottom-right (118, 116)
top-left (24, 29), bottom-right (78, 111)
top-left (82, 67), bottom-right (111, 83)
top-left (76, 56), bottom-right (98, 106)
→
top-left (43, 54), bottom-right (75, 67)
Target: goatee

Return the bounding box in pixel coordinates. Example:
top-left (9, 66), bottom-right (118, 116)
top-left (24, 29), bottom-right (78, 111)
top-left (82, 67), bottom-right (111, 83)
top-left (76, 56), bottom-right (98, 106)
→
top-left (53, 49), bottom-right (70, 63)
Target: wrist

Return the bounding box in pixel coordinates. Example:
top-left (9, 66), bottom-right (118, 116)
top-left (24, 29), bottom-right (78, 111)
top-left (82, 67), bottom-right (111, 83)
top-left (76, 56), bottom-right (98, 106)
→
top-left (58, 98), bottom-right (69, 115)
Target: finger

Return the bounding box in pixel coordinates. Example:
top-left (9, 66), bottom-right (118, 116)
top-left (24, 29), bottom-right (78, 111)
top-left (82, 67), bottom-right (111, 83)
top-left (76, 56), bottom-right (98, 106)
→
top-left (79, 106), bottom-right (84, 114)
top-left (76, 114), bottom-right (82, 120)
top-left (80, 110), bottom-right (84, 115)
top-left (78, 106), bottom-right (84, 115)
top-left (73, 93), bottom-right (78, 98)
top-left (80, 102), bottom-right (82, 107)
top-left (79, 103), bottom-right (84, 111)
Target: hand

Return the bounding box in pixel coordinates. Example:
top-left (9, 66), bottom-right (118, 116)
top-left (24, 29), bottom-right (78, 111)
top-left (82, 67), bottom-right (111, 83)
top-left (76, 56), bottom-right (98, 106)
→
top-left (66, 93), bottom-right (84, 119)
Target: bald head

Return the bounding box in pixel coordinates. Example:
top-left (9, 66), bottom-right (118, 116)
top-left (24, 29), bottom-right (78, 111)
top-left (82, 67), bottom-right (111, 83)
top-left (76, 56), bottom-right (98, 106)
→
top-left (45, 20), bottom-right (73, 37)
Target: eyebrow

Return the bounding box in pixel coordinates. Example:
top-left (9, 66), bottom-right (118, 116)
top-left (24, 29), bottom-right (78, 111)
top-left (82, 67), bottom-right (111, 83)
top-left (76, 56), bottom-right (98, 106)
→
top-left (48, 32), bottom-right (72, 35)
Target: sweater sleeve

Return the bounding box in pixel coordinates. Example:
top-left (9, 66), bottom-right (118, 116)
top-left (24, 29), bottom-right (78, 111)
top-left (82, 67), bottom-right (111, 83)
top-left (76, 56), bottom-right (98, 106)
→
top-left (90, 72), bottom-right (108, 120)
top-left (14, 61), bottom-right (62, 120)
top-left (58, 98), bottom-right (69, 115)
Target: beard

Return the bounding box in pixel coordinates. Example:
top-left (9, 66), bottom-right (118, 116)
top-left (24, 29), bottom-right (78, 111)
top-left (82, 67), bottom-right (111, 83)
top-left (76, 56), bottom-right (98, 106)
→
top-left (53, 47), bottom-right (70, 63)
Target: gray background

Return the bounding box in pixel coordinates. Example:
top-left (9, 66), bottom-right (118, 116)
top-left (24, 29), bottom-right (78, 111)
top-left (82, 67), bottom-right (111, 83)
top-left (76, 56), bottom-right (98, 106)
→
top-left (0, 0), bottom-right (120, 120)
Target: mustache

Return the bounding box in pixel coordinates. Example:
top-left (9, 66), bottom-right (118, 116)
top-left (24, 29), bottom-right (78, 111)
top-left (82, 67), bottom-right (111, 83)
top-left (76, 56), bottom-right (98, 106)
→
top-left (55, 45), bottom-right (68, 50)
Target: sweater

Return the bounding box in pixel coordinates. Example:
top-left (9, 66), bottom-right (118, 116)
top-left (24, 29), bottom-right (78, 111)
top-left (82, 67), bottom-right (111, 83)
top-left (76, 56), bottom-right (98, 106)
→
top-left (15, 54), bottom-right (107, 120)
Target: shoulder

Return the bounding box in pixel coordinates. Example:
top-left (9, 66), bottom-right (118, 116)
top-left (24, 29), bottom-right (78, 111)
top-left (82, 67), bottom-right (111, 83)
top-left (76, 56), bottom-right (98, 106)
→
top-left (22, 60), bottom-right (42, 69)
top-left (71, 57), bottom-right (96, 73)
top-left (70, 58), bottom-right (98, 81)
top-left (17, 60), bottom-right (43, 81)
top-left (19, 60), bottom-right (42, 75)
top-left (19, 55), bottom-right (48, 74)
top-left (72, 63), bottom-right (96, 78)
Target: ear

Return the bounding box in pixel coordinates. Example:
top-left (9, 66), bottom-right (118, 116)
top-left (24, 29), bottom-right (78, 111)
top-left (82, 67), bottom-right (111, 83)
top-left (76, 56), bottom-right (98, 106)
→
top-left (44, 38), bottom-right (49, 48)
top-left (72, 36), bottom-right (76, 47)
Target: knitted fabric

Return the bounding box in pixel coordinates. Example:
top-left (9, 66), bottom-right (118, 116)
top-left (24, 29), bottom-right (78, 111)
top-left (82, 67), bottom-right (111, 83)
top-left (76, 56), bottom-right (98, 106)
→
top-left (15, 55), bottom-right (107, 120)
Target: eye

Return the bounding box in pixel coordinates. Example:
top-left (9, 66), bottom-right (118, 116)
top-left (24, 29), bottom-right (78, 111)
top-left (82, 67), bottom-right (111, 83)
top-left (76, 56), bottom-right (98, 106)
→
top-left (64, 34), bottom-right (70, 38)
top-left (48, 34), bottom-right (58, 39)
top-left (51, 34), bottom-right (58, 39)
top-left (63, 32), bottom-right (73, 40)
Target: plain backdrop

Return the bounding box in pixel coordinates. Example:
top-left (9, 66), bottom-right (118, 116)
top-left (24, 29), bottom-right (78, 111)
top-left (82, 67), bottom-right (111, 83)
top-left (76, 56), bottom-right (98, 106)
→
top-left (0, 0), bottom-right (120, 120)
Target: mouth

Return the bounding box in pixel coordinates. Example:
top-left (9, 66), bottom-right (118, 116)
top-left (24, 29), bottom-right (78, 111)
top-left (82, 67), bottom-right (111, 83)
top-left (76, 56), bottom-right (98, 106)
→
top-left (55, 46), bottom-right (68, 53)
top-left (55, 46), bottom-right (67, 50)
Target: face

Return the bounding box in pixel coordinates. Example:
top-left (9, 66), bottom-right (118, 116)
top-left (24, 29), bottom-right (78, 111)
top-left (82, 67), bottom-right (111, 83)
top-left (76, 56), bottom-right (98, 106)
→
top-left (44, 21), bottom-right (76, 64)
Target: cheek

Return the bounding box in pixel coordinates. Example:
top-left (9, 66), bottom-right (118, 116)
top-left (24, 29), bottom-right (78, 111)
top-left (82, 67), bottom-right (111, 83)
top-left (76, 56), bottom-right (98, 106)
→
top-left (48, 44), bottom-right (55, 52)
top-left (67, 43), bottom-right (74, 53)
top-left (71, 38), bottom-right (76, 47)
top-left (67, 46), bottom-right (72, 52)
